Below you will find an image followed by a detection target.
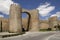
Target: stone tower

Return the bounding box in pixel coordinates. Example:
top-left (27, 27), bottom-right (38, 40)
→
top-left (9, 4), bottom-right (22, 33)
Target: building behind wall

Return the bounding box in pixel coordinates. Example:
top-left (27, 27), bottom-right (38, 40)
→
top-left (49, 16), bottom-right (58, 30)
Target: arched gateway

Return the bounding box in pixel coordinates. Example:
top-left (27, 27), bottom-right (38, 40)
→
top-left (9, 4), bottom-right (39, 33)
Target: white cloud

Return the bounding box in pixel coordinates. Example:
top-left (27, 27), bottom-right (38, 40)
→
top-left (37, 2), bottom-right (55, 16)
top-left (50, 12), bottom-right (60, 17)
top-left (0, 15), bottom-right (4, 17)
top-left (50, 14), bottom-right (56, 17)
top-left (0, 0), bottom-right (13, 15)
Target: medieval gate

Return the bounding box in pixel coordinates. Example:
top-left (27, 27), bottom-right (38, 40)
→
top-left (9, 4), bottom-right (39, 33)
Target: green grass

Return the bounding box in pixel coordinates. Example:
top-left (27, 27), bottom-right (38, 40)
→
top-left (39, 29), bottom-right (52, 32)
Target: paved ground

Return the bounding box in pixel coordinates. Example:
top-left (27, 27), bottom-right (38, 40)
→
top-left (48, 31), bottom-right (60, 40)
top-left (0, 31), bottom-right (60, 40)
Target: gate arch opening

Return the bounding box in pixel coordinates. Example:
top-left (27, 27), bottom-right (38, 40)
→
top-left (22, 12), bottom-right (31, 32)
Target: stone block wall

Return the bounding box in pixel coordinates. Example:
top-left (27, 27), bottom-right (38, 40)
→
top-left (39, 20), bottom-right (49, 29)
top-left (0, 16), bottom-right (60, 32)
top-left (0, 4), bottom-right (60, 33)
top-left (2, 18), bottom-right (9, 32)
top-left (49, 16), bottom-right (58, 30)
top-left (0, 17), bottom-right (9, 32)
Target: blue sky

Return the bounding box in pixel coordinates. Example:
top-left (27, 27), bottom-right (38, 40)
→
top-left (0, 0), bottom-right (60, 20)
top-left (13, 0), bottom-right (60, 10)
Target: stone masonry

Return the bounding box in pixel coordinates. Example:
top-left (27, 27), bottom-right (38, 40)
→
top-left (9, 4), bottom-right (22, 33)
top-left (9, 4), bottom-right (39, 33)
top-left (49, 16), bottom-right (58, 30)
top-left (0, 4), bottom-right (60, 33)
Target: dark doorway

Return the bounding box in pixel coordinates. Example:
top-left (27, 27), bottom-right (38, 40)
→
top-left (57, 24), bottom-right (60, 30)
